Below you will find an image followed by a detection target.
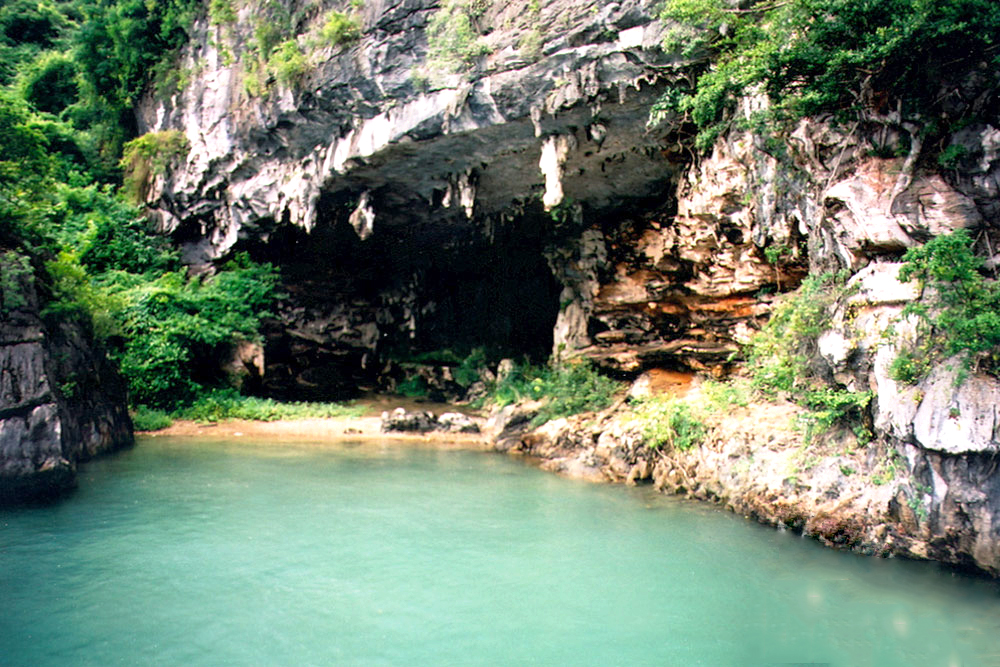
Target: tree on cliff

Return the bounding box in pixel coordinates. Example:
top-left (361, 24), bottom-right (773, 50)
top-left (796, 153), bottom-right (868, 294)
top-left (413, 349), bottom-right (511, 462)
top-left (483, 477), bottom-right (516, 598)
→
top-left (655, 0), bottom-right (1000, 155)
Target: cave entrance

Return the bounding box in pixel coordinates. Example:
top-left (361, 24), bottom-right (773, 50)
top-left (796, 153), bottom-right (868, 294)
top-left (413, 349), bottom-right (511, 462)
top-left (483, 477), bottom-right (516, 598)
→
top-left (241, 196), bottom-right (561, 400)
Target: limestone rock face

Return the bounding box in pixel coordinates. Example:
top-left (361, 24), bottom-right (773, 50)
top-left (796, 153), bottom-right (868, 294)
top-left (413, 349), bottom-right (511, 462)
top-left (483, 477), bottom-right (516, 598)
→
top-left (140, 0), bottom-right (674, 265)
top-left (140, 0), bottom-right (694, 392)
top-left (787, 256), bottom-right (1000, 575)
top-left (0, 253), bottom-right (132, 502)
top-left (824, 159), bottom-right (980, 265)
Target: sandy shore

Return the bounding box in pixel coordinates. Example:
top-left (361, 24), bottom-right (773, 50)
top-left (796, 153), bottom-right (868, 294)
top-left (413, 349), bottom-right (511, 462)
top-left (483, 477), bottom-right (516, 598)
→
top-left (140, 415), bottom-right (489, 446)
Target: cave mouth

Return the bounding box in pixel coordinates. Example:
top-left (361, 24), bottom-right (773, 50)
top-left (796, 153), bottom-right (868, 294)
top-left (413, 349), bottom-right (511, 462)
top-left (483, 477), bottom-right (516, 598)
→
top-left (239, 196), bottom-right (563, 400)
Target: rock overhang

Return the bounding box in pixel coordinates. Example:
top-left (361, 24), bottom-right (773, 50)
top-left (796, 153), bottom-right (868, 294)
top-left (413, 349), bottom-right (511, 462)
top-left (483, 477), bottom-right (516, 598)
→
top-left (139, 0), bottom-right (682, 262)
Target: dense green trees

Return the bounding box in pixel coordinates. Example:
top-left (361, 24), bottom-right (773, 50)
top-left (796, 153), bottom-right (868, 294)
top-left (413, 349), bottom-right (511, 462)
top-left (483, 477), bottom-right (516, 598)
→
top-left (655, 0), bottom-right (1000, 151)
top-left (0, 0), bottom-right (279, 416)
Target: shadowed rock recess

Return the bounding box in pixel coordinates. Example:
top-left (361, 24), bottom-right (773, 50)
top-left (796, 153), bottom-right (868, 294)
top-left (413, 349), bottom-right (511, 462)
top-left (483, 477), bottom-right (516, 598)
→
top-left (138, 0), bottom-right (1000, 574)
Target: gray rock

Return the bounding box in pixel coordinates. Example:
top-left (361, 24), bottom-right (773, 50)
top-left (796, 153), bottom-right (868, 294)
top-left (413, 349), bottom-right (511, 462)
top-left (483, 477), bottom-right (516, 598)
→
top-left (0, 252), bottom-right (132, 502)
top-left (380, 407), bottom-right (438, 432)
top-left (438, 412), bottom-right (480, 433)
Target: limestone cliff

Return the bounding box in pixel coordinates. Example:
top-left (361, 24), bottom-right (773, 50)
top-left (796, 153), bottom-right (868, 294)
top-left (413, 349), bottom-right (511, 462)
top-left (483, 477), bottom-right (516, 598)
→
top-left (487, 118), bottom-right (1000, 576)
top-left (0, 252), bottom-right (133, 502)
top-left (140, 0), bottom-right (1000, 574)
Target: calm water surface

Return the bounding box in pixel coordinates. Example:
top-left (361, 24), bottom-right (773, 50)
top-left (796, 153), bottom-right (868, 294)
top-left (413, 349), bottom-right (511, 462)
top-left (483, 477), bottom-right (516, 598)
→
top-left (2, 437), bottom-right (999, 666)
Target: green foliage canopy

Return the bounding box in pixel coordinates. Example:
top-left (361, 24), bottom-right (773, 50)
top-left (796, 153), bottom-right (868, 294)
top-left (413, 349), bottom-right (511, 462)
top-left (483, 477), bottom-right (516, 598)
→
top-left (0, 1), bottom-right (283, 416)
top-left (656, 0), bottom-right (1000, 151)
top-left (896, 230), bottom-right (1000, 373)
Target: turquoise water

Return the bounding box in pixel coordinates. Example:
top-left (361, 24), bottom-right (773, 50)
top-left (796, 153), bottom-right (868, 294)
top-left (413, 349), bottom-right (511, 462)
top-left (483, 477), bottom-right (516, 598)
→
top-left (2, 437), bottom-right (999, 666)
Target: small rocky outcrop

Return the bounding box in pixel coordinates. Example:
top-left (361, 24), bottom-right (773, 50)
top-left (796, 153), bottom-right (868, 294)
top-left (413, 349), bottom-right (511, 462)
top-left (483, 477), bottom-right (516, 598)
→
top-left (380, 407), bottom-right (480, 433)
top-left (0, 252), bottom-right (133, 502)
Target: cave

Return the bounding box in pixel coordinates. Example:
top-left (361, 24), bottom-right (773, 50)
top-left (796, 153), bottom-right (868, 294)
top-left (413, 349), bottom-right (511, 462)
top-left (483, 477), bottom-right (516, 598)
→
top-left (241, 193), bottom-right (565, 400)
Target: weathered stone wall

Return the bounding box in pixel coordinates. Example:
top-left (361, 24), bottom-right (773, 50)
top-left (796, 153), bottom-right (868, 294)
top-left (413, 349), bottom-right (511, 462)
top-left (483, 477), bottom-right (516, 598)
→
top-left (0, 252), bottom-right (132, 502)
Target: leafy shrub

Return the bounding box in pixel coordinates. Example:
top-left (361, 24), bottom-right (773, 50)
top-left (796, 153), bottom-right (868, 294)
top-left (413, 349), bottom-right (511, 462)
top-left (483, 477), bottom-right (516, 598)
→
top-left (132, 406), bottom-right (173, 431)
top-left (209, 0), bottom-right (237, 26)
top-left (73, 0), bottom-right (200, 157)
top-left (746, 273), bottom-right (839, 396)
top-left (0, 0), bottom-right (64, 48)
top-left (631, 396), bottom-right (706, 451)
top-left (453, 348), bottom-right (487, 387)
top-left (269, 40), bottom-right (307, 86)
top-left (253, 20), bottom-right (284, 60)
top-left (484, 359), bottom-right (622, 426)
top-left (426, 0), bottom-right (490, 73)
top-left (896, 230), bottom-right (1000, 376)
top-left (79, 215), bottom-right (178, 275)
top-left (888, 349), bottom-right (931, 385)
top-left (656, 0), bottom-right (1000, 152)
top-left (936, 144), bottom-right (968, 170)
top-left (177, 389), bottom-right (365, 422)
top-left (746, 272), bottom-right (871, 436)
top-left (119, 130), bottom-right (189, 202)
top-left (797, 387), bottom-right (872, 444)
top-left (396, 375), bottom-right (429, 398)
top-left (19, 51), bottom-right (78, 114)
top-left (99, 253), bottom-right (280, 409)
top-left (0, 250), bottom-right (32, 314)
top-left (321, 11), bottom-right (361, 46)
top-left (518, 29), bottom-right (543, 61)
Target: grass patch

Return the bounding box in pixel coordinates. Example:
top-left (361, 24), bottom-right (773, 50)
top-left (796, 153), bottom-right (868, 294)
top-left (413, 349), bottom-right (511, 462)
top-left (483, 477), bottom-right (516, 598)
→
top-left (132, 406), bottom-right (173, 431)
top-left (176, 390), bottom-right (365, 423)
top-left (483, 359), bottom-right (622, 426)
top-left (630, 395), bottom-right (706, 451)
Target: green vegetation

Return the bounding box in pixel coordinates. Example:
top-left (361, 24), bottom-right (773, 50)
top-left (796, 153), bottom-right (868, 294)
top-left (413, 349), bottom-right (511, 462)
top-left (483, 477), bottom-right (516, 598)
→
top-left (894, 230), bottom-right (1000, 380)
top-left (0, 251), bottom-right (32, 313)
top-left (396, 375), bottom-right (430, 398)
top-left (131, 392), bottom-right (365, 430)
top-left (888, 348), bottom-right (932, 385)
top-left (631, 395), bottom-right (705, 451)
top-left (746, 273), bottom-right (872, 441)
top-left (119, 130), bottom-right (189, 201)
top-left (393, 347), bottom-right (489, 389)
top-left (269, 39), bottom-right (307, 87)
top-left (0, 1), bottom-right (287, 420)
top-left (627, 379), bottom-right (750, 452)
top-left (871, 448), bottom-right (901, 486)
top-left (131, 405), bottom-right (174, 431)
top-left (426, 0), bottom-right (490, 73)
top-left (321, 11), bottom-right (361, 46)
top-left (654, 0), bottom-right (1000, 152)
top-left (517, 29), bottom-right (543, 62)
top-left (176, 390), bottom-right (365, 423)
top-left (484, 359), bottom-right (623, 427)
top-left (101, 253), bottom-right (279, 409)
top-left (208, 0), bottom-right (237, 26)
